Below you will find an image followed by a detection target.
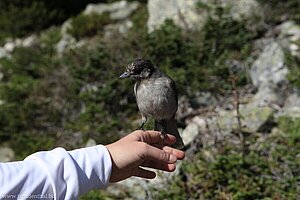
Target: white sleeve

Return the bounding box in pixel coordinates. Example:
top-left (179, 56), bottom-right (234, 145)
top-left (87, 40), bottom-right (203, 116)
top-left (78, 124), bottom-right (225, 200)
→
top-left (0, 145), bottom-right (112, 200)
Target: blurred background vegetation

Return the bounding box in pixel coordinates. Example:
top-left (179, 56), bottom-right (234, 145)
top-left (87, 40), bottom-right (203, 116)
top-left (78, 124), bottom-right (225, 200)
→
top-left (0, 0), bottom-right (300, 199)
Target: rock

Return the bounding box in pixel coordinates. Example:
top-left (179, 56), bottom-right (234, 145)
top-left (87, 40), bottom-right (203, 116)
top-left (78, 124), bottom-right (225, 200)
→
top-left (147, 0), bottom-right (263, 33)
top-left (104, 20), bottom-right (133, 38)
top-left (57, 1), bottom-right (139, 53)
top-left (182, 122), bottom-right (199, 145)
top-left (80, 83), bottom-right (99, 94)
top-left (3, 41), bottom-right (15, 53)
top-left (191, 91), bottom-right (218, 107)
top-left (277, 21), bottom-right (300, 58)
top-left (85, 138), bottom-right (97, 147)
top-left (22, 35), bottom-right (38, 47)
top-left (106, 162), bottom-right (181, 199)
top-left (61, 19), bottom-right (73, 37)
top-left (277, 93), bottom-right (300, 118)
top-left (250, 41), bottom-right (289, 105)
top-left (147, 0), bottom-right (208, 32)
top-left (191, 116), bottom-right (208, 132)
top-left (55, 34), bottom-right (76, 55)
top-left (57, 18), bottom-right (79, 55)
top-left (290, 43), bottom-right (299, 55)
top-left (109, 1), bottom-right (139, 21)
top-left (0, 146), bottom-right (15, 162)
top-left (57, 17), bottom-right (79, 54)
top-left (229, 0), bottom-right (262, 20)
top-left (183, 116), bottom-right (221, 149)
top-left (3, 37), bottom-right (34, 53)
top-left (225, 0), bottom-right (264, 31)
top-left (83, 0), bottom-right (139, 21)
top-left (250, 42), bottom-right (287, 87)
top-left (278, 21), bottom-right (300, 41)
top-left (15, 38), bottom-right (22, 47)
top-left (0, 47), bottom-right (8, 59)
top-left (107, 177), bottom-right (148, 199)
top-left (216, 101), bottom-right (274, 133)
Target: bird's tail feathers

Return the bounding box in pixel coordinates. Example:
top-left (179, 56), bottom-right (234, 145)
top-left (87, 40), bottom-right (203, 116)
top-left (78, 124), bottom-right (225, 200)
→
top-left (155, 119), bottom-right (184, 149)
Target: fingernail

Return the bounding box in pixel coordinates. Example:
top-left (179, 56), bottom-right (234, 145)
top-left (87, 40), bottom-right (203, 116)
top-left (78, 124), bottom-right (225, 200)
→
top-left (169, 154), bottom-right (177, 163)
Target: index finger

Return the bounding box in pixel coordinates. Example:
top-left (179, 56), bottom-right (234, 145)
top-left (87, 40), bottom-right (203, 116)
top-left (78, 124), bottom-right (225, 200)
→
top-left (138, 143), bottom-right (178, 164)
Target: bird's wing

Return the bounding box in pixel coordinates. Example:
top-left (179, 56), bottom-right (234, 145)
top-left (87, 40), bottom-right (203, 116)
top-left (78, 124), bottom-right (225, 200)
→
top-left (166, 76), bottom-right (178, 105)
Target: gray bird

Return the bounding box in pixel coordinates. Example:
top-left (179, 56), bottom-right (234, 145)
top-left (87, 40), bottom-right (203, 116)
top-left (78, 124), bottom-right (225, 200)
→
top-left (119, 59), bottom-right (184, 149)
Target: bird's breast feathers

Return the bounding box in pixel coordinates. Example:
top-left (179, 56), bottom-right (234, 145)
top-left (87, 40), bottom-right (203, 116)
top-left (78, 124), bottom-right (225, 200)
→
top-left (134, 77), bottom-right (177, 120)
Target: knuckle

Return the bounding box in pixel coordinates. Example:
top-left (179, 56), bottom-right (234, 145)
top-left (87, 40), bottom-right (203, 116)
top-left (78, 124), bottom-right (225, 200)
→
top-left (159, 152), bottom-right (169, 162)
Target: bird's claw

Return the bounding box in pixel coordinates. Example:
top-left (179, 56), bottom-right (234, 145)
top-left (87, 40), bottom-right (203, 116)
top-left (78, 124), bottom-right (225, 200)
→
top-left (160, 131), bottom-right (168, 142)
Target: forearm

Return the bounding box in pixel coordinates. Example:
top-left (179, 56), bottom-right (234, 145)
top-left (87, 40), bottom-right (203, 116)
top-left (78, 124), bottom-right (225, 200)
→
top-left (0, 145), bottom-right (112, 199)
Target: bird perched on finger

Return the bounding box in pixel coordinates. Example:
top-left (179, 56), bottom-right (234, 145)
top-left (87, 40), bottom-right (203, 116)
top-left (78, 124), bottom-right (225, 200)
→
top-left (119, 59), bottom-right (184, 149)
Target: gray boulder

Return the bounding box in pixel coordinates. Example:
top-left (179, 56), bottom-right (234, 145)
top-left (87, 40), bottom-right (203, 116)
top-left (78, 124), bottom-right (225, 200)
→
top-left (83, 0), bottom-right (139, 21)
top-left (182, 122), bottom-right (199, 145)
top-left (84, 0), bottom-right (139, 37)
top-left (216, 102), bottom-right (274, 133)
top-left (104, 20), bottom-right (133, 38)
top-left (224, 0), bottom-right (264, 31)
top-left (147, 0), bottom-right (263, 33)
top-left (0, 47), bottom-right (8, 59)
top-left (147, 0), bottom-right (208, 32)
top-left (106, 163), bottom-right (181, 200)
top-left (57, 1), bottom-right (139, 54)
top-left (250, 41), bottom-right (289, 105)
top-left (22, 35), bottom-right (38, 48)
top-left (277, 93), bottom-right (300, 118)
top-left (277, 21), bottom-right (300, 58)
top-left (85, 138), bottom-right (97, 147)
top-left (55, 34), bottom-right (76, 55)
top-left (0, 147), bottom-right (15, 162)
top-left (3, 41), bottom-right (15, 53)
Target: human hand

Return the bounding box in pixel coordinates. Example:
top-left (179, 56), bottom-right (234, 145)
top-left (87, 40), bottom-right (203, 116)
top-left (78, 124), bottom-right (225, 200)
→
top-left (105, 130), bottom-right (185, 182)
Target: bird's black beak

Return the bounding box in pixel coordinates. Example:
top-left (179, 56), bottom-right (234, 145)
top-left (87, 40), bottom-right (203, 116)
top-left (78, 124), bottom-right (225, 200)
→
top-left (119, 72), bottom-right (130, 79)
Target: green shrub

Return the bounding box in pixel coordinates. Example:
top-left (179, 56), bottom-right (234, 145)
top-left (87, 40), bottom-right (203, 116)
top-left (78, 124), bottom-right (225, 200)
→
top-left (277, 116), bottom-right (300, 143)
top-left (0, 1), bottom-right (54, 43)
top-left (152, 117), bottom-right (300, 199)
top-left (62, 45), bottom-right (136, 143)
top-left (67, 12), bottom-right (113, 40)
top-left (79, 190), bottom-right (110, 200)
top-left (258, 0), bottom-right (300, 24)
top-left (285, 50), bottom-right (300, 90)
top-left (0, 0), bottom-right (109, 43)
top-left (0, 46), bottom-right (62, 158)
top-left (40, 27), bottom-right (62, 53)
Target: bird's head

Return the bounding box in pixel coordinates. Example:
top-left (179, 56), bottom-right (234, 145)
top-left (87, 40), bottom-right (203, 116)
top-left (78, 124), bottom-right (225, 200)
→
top-left (119, 59), bottom-right (155, 80)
